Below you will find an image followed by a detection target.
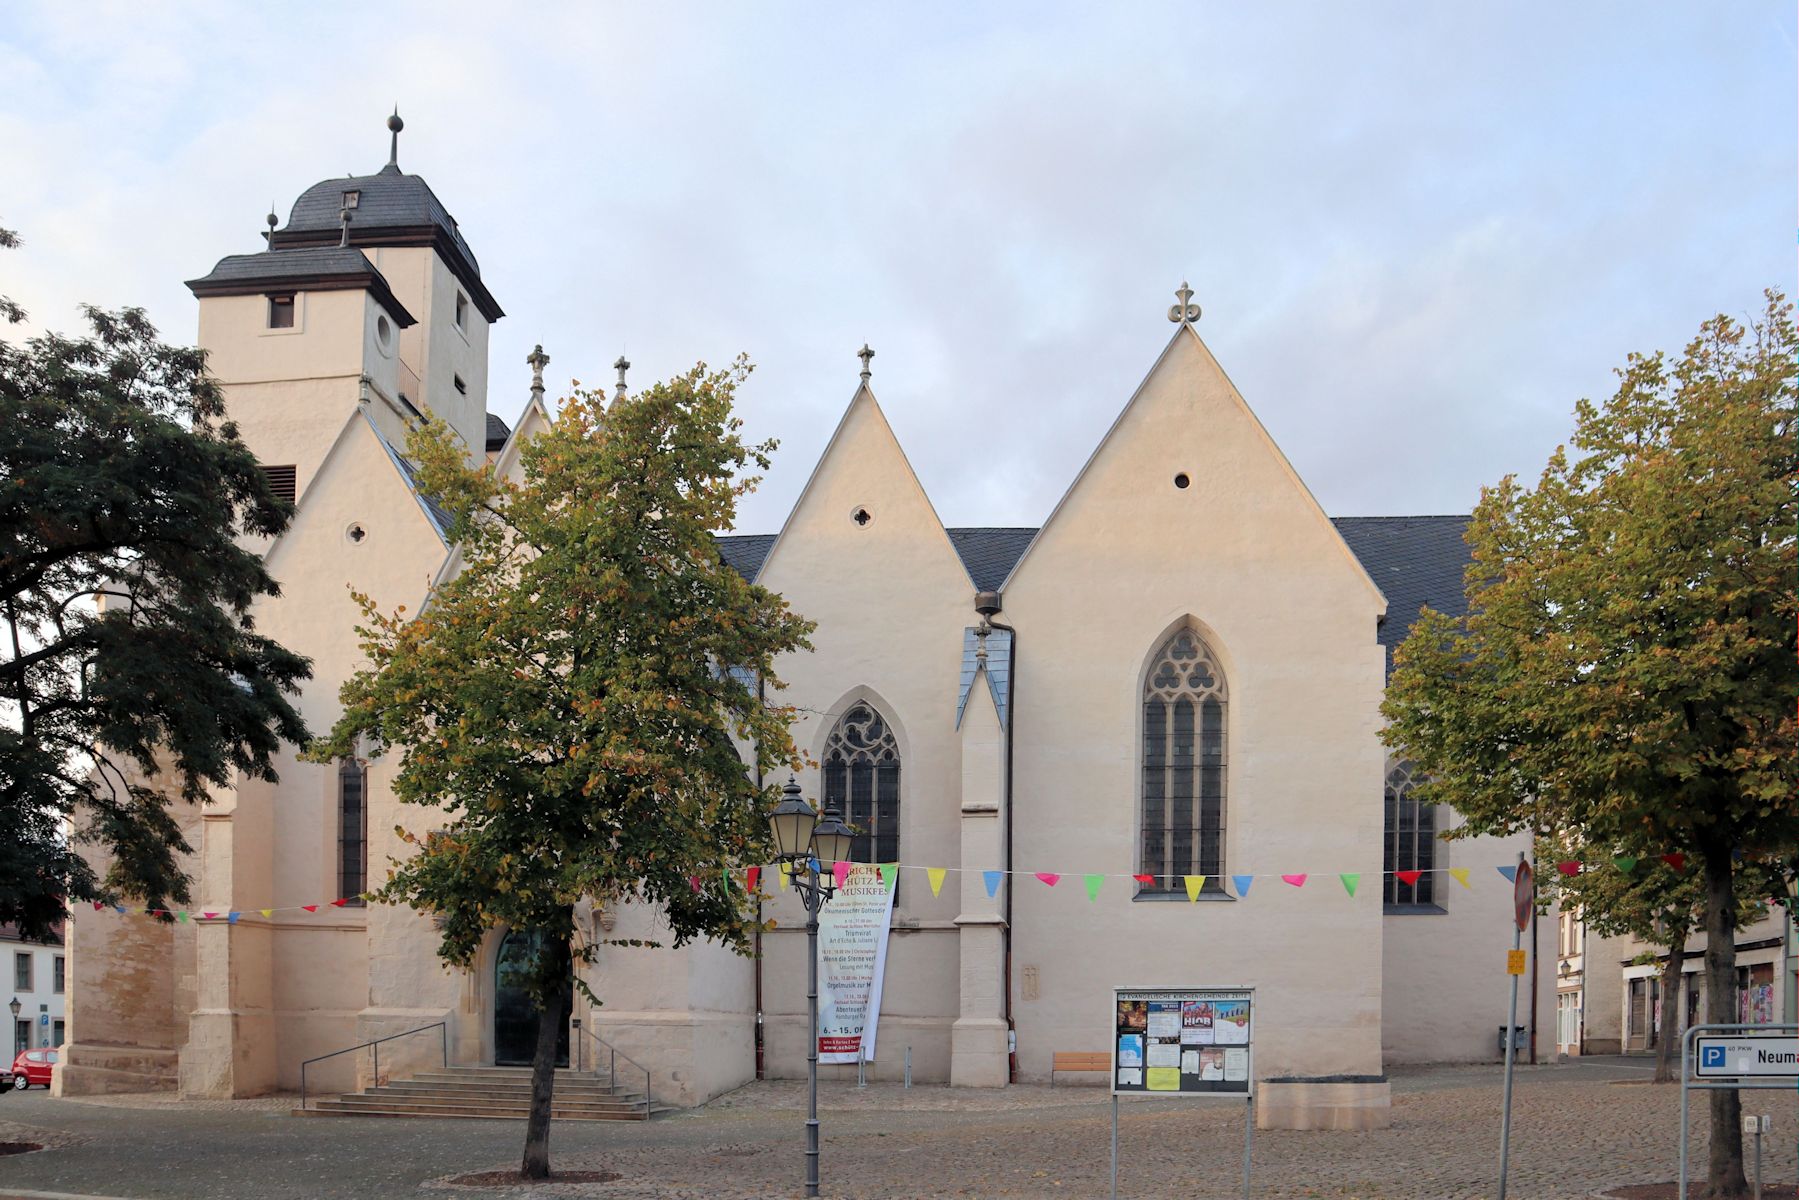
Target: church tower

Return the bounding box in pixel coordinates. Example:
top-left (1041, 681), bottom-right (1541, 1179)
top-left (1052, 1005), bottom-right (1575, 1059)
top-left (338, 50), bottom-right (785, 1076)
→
top-left (184, 112), bottom-right (504, 502)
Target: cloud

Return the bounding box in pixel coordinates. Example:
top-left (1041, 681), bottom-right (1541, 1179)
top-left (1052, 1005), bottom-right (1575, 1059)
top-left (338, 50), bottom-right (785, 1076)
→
top-left (2, 1), bottom-right (1789, 535)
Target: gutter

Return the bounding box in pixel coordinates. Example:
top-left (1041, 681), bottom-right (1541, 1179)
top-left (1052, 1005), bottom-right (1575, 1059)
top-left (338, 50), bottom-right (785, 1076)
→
top-left (973, 590), bottom-right (1017, 1084)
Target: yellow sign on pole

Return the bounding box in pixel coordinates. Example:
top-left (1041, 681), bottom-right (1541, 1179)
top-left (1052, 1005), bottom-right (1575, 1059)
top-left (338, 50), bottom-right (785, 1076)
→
top-left (1506, 949), bottom-right (1527, 975)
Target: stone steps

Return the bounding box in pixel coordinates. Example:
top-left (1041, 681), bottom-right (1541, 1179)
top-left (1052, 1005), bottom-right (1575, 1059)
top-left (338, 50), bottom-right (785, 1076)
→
top-left (294, 1064), bottom-right (661, 1121)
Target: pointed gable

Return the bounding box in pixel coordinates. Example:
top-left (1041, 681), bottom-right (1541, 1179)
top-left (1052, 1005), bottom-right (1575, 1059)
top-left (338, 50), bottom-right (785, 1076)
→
top-left (1003, 324), bottom-right (1384, 613)
top-left (755, 383), bottom-right (971, 598)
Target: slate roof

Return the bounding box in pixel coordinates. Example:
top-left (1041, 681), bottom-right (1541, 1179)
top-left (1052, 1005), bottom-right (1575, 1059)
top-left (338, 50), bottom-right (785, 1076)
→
top-left (185, 247), bottom-right (417, 326)
top-left (267, 164), bottom-right (503, 320)
top-left (281, 166), bottom-right (482, 275)
top-left (944, 528), bottom-right (1039, 594)
top-left (713, 518), bottom-right (1473, 676)
top-left (485, 412), bottom-right (511, 453)
top-left (1331, 515), bottom-right (1473, 667)
top-left (716, 534), bottom-right (777, 582)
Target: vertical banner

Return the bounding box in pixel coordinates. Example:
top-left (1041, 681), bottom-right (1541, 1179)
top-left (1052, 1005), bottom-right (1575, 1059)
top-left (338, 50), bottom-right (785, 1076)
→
top-left (816, 864), bottom-right (898, 1064)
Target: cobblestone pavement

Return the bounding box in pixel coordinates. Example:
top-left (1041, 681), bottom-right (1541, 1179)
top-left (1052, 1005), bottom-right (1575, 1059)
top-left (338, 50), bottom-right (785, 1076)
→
top-left (0, 1059), bottom-right (1793, 1199)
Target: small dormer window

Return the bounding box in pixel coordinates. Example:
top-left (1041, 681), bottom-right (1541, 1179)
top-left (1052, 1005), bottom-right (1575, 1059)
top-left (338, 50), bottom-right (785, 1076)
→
top-left (341, 190), bottom-right (361, 210)
top-left (454, 292), bottom-right (468, 329)
top-left (453, 374), bottom-right (467, 395)
top-left (268, 294), bottom-right (296, 329)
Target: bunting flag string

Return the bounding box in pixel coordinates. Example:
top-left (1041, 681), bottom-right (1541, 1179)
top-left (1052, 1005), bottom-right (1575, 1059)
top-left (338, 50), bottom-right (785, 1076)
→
top-left (71, 844), bottom-right (1742, 924)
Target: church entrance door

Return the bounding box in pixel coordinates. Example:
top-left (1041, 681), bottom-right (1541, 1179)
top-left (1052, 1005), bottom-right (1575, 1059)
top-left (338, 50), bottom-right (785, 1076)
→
top-left (493, 930), bottom-right (571, 1067)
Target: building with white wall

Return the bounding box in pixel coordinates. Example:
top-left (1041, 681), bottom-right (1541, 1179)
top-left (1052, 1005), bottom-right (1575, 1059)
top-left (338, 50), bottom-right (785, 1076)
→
top-left (58, 118), bottom-right (1553, 1127)
top-left (3, 923), bottom-right (66, 1056)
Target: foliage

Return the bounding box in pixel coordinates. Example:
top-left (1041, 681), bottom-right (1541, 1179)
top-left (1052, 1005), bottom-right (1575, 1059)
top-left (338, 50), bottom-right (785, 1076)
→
top-left (307, 359), bottom-right (813, 1176)
top-left (1384, 291), bottom-right (1798, 1193)
top-left (0, 301), bottom-right (312, 938)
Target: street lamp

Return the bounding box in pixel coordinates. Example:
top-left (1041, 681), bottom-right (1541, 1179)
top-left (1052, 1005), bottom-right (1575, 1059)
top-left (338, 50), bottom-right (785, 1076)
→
top-left (767, 776), bottom-right (856, 1198)
top-left (6, 998), bottom-right (17, 1019)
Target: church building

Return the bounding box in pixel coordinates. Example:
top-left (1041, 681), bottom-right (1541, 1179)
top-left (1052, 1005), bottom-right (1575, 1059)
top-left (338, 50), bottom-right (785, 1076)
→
top-left (56, 121), bottom-right (1552, 1130)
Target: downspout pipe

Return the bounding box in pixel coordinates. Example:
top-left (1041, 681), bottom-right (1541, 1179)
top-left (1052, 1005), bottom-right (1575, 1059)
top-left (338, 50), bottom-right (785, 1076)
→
top-left (974, 590), bottom-right (1018, 1084)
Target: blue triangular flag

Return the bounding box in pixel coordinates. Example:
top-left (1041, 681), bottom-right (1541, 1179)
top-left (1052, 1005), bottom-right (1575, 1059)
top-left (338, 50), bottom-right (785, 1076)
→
top-left (810, 858), bottom-right (823, 877)
top-left (983, 870), bottom-right (1003, 898)
top-left (1232, 874), bottom-right (1253, 898)
top-left (1497, 865), bottom-right (1517, 883)
top-left (112, 905), bottom-right (126, 914)
top-left (227, 911), bottom-right (241, 924)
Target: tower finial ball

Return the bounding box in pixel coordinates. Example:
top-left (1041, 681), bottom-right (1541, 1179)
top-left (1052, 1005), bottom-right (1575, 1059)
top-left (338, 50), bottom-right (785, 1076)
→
top-left (388, 109), bottom-right (404, 134)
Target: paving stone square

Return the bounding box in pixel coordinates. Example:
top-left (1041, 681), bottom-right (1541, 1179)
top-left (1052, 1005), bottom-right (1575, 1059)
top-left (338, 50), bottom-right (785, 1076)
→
top-left (0, 1059), bottom-right (1794, 1199)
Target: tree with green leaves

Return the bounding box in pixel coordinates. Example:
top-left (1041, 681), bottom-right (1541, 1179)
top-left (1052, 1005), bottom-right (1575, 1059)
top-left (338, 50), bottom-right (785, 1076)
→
top-left (1384, 291), bottom-right (1797, 1198)
top-left (307, 359), bottom-right (813, 1181)
top-left (1542, 842), bottom-right (1770, 1083)
top-left (1, 233), bottom-right (311, 938)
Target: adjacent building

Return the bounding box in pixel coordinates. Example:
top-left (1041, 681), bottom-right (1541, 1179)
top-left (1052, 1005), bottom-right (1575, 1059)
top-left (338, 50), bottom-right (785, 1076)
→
top-left (4, 922), bottom-right (66, 1057)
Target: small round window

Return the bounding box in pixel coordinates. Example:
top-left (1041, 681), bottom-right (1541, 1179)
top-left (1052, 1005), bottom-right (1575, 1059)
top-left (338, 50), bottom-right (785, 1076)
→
top-left (375, 315), bottom-right (392, 350)
top-left (850, 506), bottom-right (873, 528)
top-left (1174, 473), bottom-right (1191, 489)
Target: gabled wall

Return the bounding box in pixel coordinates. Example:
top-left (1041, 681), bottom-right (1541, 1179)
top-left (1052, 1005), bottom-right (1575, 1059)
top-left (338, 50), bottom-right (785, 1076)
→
top-left (755, 383), bottom-right (978, 1083)
top-left (1000, 326), bottom-right (1389, 1104)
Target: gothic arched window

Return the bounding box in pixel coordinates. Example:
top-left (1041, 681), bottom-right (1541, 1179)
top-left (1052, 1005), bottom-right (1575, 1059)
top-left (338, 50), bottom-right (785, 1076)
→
top-left (822, 702), bottom-right (900, 865)
top-left (1140, 627), bottom-right (1227, 894)
top-left (339, 758), bottom-right (368, 905)
top-left (1383, 759), bottom-right (1437, 906)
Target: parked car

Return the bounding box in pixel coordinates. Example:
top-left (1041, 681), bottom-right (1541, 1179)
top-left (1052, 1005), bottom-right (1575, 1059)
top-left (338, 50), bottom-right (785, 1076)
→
top-left (11, 1048), bottom-right (57, 1090)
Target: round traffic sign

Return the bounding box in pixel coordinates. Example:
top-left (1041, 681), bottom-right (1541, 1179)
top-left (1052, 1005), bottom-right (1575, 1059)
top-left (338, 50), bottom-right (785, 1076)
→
top-left (1512, 860), bottom-right (1534, 933)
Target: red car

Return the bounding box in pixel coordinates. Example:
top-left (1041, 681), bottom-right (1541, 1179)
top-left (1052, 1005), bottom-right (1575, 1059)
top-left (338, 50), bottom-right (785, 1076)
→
top-left (10, 1048), bottom-right (57, 1090)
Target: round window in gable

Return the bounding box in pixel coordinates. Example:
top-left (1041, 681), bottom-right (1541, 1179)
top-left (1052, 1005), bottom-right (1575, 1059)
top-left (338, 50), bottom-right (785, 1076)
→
top-left (1174, 473), bottom-right (1191, 489)
top-left (850, 506), bottom-right (873, 528)
top-left (345, 522), bottom-right (368, 546)
top-left (375, 315), bottom-right (392, 352)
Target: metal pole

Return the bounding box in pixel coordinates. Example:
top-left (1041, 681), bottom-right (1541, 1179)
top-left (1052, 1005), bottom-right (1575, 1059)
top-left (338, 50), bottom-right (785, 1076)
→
top-left (1110, 1094), bottom-right (1118, 1200)
top-left (1242, 1094), bottom-right (1253, 1200)
top-left (1498, 922), bottom-right (1522, 1200)
top-left (373, 1042), bottom-right (379, 1091)
top-left (1678, 1025), bottom-right (1690, 1200)
top-left (441, 1022), bottom-right (448, 1070)
top-left (806, 888), bottom-right (821, 1199)
top-left (1753, 1119), bottom-right (1763, 1200)
top-left (904, 1045), bottom-right (912, 1089)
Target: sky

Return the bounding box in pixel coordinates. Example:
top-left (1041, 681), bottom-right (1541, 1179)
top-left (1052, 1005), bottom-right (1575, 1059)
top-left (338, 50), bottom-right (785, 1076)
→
top-left (3, 2), bottom-right (1793, 535)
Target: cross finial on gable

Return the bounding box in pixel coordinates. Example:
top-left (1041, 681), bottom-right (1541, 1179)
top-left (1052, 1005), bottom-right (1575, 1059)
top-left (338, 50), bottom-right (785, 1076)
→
top-left (1167, 281), bottom-right (1201, 325)
top-left (526, 344), bottom-right (550, 401)
top-left (857, 343), bottom-right (875, 382)
top-left (613, 355), bottom-right (631, 401)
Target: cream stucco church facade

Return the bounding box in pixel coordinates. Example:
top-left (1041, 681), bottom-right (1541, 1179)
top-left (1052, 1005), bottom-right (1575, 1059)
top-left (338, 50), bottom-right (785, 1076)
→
top-left (57, 126), bottom-right (1553, 1129)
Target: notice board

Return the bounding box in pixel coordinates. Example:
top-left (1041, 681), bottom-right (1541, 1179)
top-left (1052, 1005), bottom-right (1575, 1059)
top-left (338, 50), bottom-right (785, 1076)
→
top-left (1111, 987), bottom-right (1253, 1096)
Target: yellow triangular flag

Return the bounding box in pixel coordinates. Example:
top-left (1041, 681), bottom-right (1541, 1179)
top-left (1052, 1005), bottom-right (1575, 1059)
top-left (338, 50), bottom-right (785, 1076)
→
top-left (1184, 875), bottom-right (1205, 902)
top-left (260, 909), bottom-right (274, 918)
top-left (927, 867), bottom-right (947, 898)
top-left (778, 862), bottom-right (792, 890)
top-left (1449, 867), bottom-right (1471, 889)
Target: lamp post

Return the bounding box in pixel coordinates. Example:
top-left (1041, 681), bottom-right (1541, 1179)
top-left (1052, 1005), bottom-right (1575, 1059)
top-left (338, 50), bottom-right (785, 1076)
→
top-left (7, 997), bottom-right (18, 1059)
top-left (767, 777), bottom-right (856, 1199)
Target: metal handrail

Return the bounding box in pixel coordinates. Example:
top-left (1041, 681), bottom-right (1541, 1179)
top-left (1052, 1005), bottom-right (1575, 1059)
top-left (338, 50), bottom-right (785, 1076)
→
top-left (576, 1023), bottom-right (653, 1119)
top-left (299, 1021), bottom-right (447, 1112)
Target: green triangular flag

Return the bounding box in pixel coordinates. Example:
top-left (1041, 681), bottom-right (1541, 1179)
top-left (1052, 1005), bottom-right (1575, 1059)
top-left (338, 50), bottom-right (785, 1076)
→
top-left (176, 911), bottom-right (190, 923)
top-left (1613, 855), bottom-right (1638, 873)
top-left (1340, 873), bottom-right (1360, 897)
top-left (878, 863), bottom-right (898, 892)
top-left (1084, 873), bottom-right (1104, 901)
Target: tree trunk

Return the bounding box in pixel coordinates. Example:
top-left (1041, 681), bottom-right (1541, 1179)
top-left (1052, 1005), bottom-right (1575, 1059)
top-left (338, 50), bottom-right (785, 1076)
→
top-left (1653, 925), bottom-right (1686, 1084)
top-left (520, 930), bottom-right (572, 1181)
top-left (1702, 850), bottom-right (1746, 1198)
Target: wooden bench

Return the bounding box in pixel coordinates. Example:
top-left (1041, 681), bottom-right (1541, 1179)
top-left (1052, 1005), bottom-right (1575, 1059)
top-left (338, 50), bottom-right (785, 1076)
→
top-left (1050, 1051), bottom-right (1110, 1085)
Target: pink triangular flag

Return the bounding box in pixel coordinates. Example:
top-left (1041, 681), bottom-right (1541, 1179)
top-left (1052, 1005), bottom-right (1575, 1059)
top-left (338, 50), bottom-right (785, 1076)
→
top-left (1281, 874), bottom-right (1307, 888)
top-left (1035, 872), bottom-right (1061, 887)
top-left (832, 861), bottom-right (851, 890)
